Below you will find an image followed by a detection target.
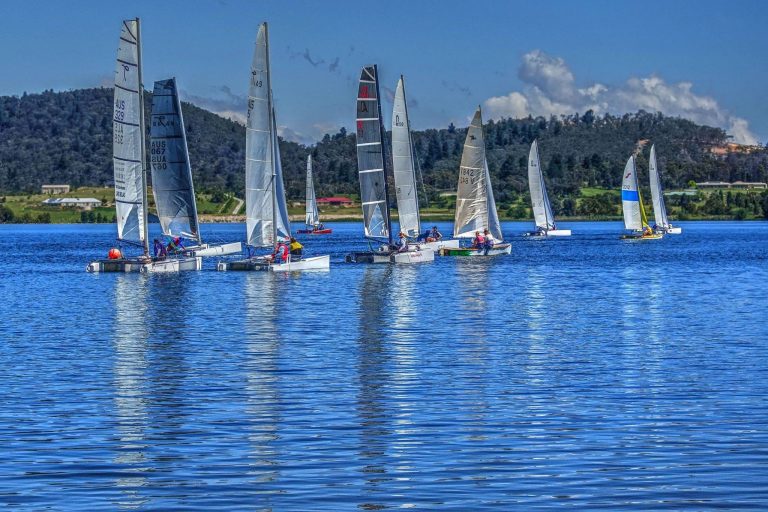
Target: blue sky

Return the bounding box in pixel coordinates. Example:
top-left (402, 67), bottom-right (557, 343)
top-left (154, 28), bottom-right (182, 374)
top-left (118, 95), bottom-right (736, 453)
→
top-left (1, 0), bottom-right (766, 144)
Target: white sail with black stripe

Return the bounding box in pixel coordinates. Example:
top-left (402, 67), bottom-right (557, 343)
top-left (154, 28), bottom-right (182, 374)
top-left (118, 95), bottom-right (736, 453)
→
top-left (305, 155), bottom-right (319, 228)
top-left (391, 76), bottom-right (420, 238)
top-left (113, 18), bottom-right (147, 248)
top-left (355, 65), bottom-right (391, 241)
top-left (149, 78), bottom-right (200, 242)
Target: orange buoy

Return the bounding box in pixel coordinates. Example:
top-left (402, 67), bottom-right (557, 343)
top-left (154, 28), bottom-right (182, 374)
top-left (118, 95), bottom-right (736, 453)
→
top-left (108, 248), bottom-right (122, 260)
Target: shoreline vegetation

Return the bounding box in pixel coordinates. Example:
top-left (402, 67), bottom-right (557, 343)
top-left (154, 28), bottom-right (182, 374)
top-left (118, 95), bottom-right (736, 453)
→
top-left (1, 185), bottom-right (766, 224)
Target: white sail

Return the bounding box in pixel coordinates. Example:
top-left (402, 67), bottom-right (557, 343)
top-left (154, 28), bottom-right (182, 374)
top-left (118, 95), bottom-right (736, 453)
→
top-left (391, 76), bottom-right (420, 238)
top-left (621, 155), bottom-right (646, 231)
top-left (454, 107), bottom-right (502, 241)
top-left (528, 140), bottom-right (555, 231)
top-left (648, 145), bottom-right (669, 229)
top-left (149, 78), bottom-right (200, 241)
top-left (305, 155), bottom-right (319, 227)
top-left (113, 19), bottom-right (147, 248)
top-left (245, 23), bottom-right (278, 248)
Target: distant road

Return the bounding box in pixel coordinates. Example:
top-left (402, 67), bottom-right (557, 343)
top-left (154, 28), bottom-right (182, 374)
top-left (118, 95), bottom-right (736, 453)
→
top-left (231, 197), bottom-right (244, 215)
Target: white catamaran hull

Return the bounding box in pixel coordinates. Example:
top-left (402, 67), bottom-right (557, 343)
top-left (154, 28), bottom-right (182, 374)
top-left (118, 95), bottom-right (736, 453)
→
top-left (418, 239), bottom-right (460, 251)
top-left (217, 254), bottom-right (330, 272)
top-left (439, 243), bottom-right (512, 257)
top-left (346, 247), bottom-right (435, 264)
top-left (86, 258), bottom-right (148, 273)
top-left (526, 229), bottom-right (572, 237)
top-left (185, 242), bottom-right (243, 257)
top-left (665, 227), bottom-right (682, 235)
top-left (141, 256), bottom-right (202, 273)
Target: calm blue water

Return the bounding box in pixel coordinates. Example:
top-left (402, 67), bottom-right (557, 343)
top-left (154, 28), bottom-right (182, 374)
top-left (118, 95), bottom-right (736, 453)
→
top-left (1, 221), bottom-right (767, 510)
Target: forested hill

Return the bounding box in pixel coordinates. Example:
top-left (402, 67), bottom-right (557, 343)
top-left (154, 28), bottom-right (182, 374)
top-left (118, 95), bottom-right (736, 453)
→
top-left (1, 88), bottom-right (766, 205)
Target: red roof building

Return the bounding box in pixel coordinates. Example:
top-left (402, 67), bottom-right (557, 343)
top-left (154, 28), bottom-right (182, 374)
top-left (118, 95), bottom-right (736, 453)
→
top-left (317, 197), bottom-right (354, 206)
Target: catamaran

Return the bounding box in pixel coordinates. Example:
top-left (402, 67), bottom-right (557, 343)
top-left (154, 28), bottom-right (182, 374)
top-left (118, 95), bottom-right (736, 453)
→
top-left (217, 22), bottom-right (329, 272)
top-left (149, 78), bottom-right (242, 257)
top-left (296, 155), bottom-right (332, 235)
top-left (648, 144), bottom-right (682, 235)
top-left (440, 107), bottom-right (511, 256)
top-left (620, 155), bottom-right (662, 240)
top-left (345, 66), bottom-right (434, 264)
top-left (391, 75), bottom-right (459, 252)
top-left (525, 140), bottom-right (571, 237)
top-left (87, 18), bottom-right (201, 273)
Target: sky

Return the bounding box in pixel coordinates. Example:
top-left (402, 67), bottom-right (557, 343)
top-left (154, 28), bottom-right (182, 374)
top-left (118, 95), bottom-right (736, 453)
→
top-left (1, 0), bottom-right (766, 145)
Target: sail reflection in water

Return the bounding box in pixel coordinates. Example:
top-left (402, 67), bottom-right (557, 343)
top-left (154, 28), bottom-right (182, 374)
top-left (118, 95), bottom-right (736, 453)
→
top-left (111, 275), bottom-right (150, 508)
top-left (243, 273), bottom-right (281, 491)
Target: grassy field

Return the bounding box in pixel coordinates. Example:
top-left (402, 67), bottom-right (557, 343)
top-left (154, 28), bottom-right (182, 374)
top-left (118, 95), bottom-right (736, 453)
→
top-left (2, 187), bottom-right (765, 223)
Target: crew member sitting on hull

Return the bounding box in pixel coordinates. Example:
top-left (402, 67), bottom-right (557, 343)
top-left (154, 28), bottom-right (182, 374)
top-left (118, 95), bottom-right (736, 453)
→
top-left (269, 240), bottom-right (290, 263)
top-left (153, 239), bottom-right (167, 259)
top-left (397, 232), bottom-right (409, 252)
top-left (289, 237), bottom-right (303, 259)
top-left (471, 231), bottom-right (485, 249)
top-left (483, 229), bottom-right (495, 255)
top-left (427, 225), bottom-right (442, 242)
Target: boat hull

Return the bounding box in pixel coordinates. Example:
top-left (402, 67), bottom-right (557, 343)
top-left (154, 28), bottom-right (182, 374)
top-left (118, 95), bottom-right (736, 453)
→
top-left (141, 256), bottom-right (202, 273)
top-left (525, 229), bottom-right (572, 237)
top-left (296, 229), bottom-right (333, 235)
top-left (346, 248), bottom-right (435, 264)
top-left (86, 258), bottom-right (148, 273)
top-left (621, 233), bottom-right (663, 240)
top-left (419, 239), bottom-right (460, 252)
top-left (665, 227), bottom-right (682, 235)
top-left (186, 242), bottom-right (243, 257)
top-left (439, 243), bottom-right (512, 257)
top-left (217, 255), bottom-right (330, 272)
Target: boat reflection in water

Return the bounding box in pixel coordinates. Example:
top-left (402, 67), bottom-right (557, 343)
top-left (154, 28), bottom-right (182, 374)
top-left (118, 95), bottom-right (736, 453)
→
top-left (111, 274), bottom-right (149, 509)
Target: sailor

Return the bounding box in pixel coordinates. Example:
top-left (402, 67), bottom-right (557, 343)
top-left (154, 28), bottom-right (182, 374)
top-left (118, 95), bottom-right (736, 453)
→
top-left (428, 225), bottom-right (442, 242)
top-left (397, 232), bottom-right (409, 252)
top-left (271, 240), bottom-right (289, 263)
top-left (472, 231), bottom-right (485, 249)
top-left (289, 237), bottom-right (303, 257)
top-left (166, 236), bottom-right (184, 253)
top-left (153, 238), bottom-right (167, 259)
top-left (483, 229), bottom-right (495, 255)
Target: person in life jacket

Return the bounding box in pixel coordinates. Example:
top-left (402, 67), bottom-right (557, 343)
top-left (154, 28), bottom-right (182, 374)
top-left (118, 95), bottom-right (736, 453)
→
top-left (270, 240), bottom-right (289, 263)
top-left (153, 239), bottom-right (167, 259)
top-left (289, 237), bottom-right (303, 257)
top-left (483, 229), bottom-right (495, 254)
top-left (472, 231), bottom-right (485, 249)
top-left (396, 232), bottom-right (409, 252)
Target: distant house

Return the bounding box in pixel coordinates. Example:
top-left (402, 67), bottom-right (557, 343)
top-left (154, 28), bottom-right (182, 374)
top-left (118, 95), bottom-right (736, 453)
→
top-left (41, 184), bottom-right (70, 195)
top-left (697, 181), bottom-right (767, 190)
top-left (42, 198), bottom-right (102, 210)
top-left (317, 196), bottom-right (354, 207)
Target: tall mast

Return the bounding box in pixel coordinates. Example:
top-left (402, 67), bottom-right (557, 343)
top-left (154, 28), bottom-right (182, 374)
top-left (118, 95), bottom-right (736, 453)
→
top-left (374, 65), bottom-right (393, 246)
top-left (135, 17), bottom-right (150, 256)
top-left (400, 74), bottom-right (421, 233)
top-left (263, 22), bottom-right (278, 250)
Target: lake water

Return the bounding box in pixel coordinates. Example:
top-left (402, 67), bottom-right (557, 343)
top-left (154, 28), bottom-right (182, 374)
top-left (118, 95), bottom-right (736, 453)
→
top-left (1, 221), bottom-right (767, 510)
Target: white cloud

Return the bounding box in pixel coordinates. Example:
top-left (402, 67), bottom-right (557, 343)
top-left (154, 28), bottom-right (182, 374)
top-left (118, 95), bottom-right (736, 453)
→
top-left (483, 50), bottom-right (757, 144)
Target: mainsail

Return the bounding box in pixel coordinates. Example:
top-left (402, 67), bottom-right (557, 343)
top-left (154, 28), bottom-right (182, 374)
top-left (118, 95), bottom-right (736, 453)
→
top-left (113, 18), bottom-right (148, 252)
top-left (355, 65), bottom-right (391, 242)
top-left (305, 155), bottom-right (319, 227)
top-left (648, 144), bottom-right (669, 229)
top-left (621, 155), bottom-right (649, 231)
top-left (149, 78), bottom-right (200, 242)
top-left (528, 140), bottom-right (555, 231)
top-left (454, 107), bottom-right (502, 241)
top-left (245, 23), bottom-right (280, 248)
top-left (391, 76), bottom-right (420, 238)
top-left (271, 107), bottom-right (291, 242)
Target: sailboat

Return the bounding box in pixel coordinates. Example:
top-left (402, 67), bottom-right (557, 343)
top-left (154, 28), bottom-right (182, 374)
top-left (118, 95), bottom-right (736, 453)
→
top-left (648, 145), bottom-right (682, 234)
top-left (296, 155), bottom-right (332, 234)
top-left (620, 155), bottom-right (663, 239)
top-left (148, 78), bottom-right (242, 257)
top-left (525, 140), bottom-right (571, 237)
top-left (391, 75), bottom-right (459, 251)
top-left (217, 22), bottom-right (329, 271)
top-left (440, 107), bottom-right (511, 256)
top-left (345, 66), bottom-right (434, 264)
top-left (87, 18), bottom-right (201, 273)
